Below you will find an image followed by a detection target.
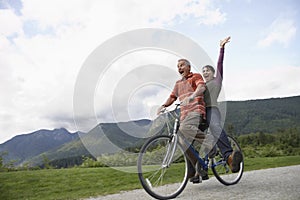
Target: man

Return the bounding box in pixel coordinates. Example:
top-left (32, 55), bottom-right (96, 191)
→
top-left (157, 58), bottom-right (207, 183)
top-left (157, 50), bottom-right (243, 183)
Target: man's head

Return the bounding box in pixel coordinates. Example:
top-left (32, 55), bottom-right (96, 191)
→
top-left (177, 59), bottom-right (191, 78)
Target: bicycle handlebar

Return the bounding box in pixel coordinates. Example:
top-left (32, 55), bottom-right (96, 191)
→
top-left (159, 103), bottom-right (181, 114)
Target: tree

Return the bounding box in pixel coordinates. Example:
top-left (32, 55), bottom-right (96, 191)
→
top-left (227, 123), bottom-right (236, 136)
top-left (0, 151), bottom-right (8, 171)
top-left (42, 154), bottom-right (52, 169)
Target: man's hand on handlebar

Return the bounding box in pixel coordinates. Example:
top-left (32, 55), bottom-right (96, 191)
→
top-left (157, 105), bottom-right (166, 115)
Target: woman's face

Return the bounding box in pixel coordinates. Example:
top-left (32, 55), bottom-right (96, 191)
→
top-left (202, 67), bottom-right (214, 82)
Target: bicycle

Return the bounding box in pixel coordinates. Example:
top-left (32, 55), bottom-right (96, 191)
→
top-left (137, 104), bottom-right (244, 199)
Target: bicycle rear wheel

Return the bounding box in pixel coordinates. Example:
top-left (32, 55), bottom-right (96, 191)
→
top-left (211, 135), bottom-right (244, 185)
top-left (137, 135), bottom-right (188, 199)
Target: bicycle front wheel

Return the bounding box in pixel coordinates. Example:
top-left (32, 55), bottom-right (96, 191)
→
top-left (211, 135), bottom-right (244, 185)
top-left (137, 135), bottom-right (188, 200)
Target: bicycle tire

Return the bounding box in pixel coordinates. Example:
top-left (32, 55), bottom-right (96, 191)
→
top-left (211, 135), bottom-right (244, 185)
top-left (137, 135), bottom-right (188, 199)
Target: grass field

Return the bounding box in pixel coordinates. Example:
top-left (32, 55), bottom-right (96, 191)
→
top-left (0, 155), bottom-right (300, 200)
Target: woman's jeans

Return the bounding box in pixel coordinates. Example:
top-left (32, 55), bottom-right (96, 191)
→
top-left (206, 107), bottom-right (232, 160)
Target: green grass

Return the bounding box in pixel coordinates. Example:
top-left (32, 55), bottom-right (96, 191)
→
top-left (0, 155), bottom-right (300, 200)
top-left (244, 155), bottom-right (300, 171)
top-left (0, 167), bottom-right (141, 200)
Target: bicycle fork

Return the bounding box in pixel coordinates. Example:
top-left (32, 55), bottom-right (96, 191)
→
top-left (162, 119), bottom-right (179, 168)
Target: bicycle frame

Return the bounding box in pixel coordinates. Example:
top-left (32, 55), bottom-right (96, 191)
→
top-left (138, 104), bottom-right (244, 199)
top-left (162, 132), bottom-right (178, 168)
top-left (162, 104), bottom-right (221, 171)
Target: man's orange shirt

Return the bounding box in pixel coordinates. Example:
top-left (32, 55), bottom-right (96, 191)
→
top-left (170, 72), bottom-right (206, 121)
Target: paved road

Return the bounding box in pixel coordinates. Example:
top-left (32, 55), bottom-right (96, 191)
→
top-left (86, 165), bottom-right (300, 200)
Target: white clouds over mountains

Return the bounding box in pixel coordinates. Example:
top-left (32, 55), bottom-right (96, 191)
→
top-left (0, 0), bottom-right (227, 143)
top-left (0, 0), bottom-right (299, 143)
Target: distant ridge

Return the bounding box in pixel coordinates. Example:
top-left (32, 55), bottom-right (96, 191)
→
top-left (224, 95), bottom-right (300, 134)
top-left (0, 128), bottom-right (79, 166)
top-left (0, 96), bottom-right (299, 167)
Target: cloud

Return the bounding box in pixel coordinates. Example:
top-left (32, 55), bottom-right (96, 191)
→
top-left (0, 0), bottom-right (227, 143)
top-left (258, 15), bottom-right (297, 48)
top-left (0, 8), bottom-right (23, 36)
top-left (93, 49), bottom-right (180, 125)
top-left (1, 0), bottom-right (299, 145)
top-left (185, 1), bottom-right (226, 25)
top-left (224, 65), bottom-right (300, 100)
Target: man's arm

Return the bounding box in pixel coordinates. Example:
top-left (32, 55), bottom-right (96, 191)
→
top-left (182, 83), bottom-right (206, 105)
top-left (190, 83), bottom-right (206, 100)
top-left (157, 96), bottom-right (177, 115)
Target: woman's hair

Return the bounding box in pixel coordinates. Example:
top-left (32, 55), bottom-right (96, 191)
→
top-left (202, 65), bottom-right (215, 74)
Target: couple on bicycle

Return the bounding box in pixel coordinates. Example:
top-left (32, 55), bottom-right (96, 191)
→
top-left (157, 36), bottom-right (243, 183)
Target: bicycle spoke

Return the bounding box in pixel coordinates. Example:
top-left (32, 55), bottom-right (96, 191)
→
top-left (212, 135), bottom-right (244, 185)
top-left (138, 135), bottom-right (188, 199)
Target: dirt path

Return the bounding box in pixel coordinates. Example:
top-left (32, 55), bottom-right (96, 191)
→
top-left (85, 165), bottom-right (300, 200)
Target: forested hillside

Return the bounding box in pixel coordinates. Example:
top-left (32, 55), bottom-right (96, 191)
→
top-left (224, 96), bottom-right (300, 135)
top-left (0, 96), bottom-right (299, 169)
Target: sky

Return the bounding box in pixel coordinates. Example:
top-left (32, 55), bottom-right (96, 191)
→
top-left (0, 0), bottom-right (299, 144)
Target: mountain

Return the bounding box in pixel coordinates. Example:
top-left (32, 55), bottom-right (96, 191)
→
top-left (27, 119), bottom-right (152, 167)
top-left (0, 128), bottom-right (79, 166)
top-left (0, 96), bottom-right (299, 168)
top-left (0, 119), bottom-right (152, 167)
top-left (224, 95), bottom-right (300, 135)
top-left (27, 136), bottom-right (92, 167)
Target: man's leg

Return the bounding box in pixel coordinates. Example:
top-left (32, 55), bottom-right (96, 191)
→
top-left (178, 112), bottom-right (206, 182)
top-left (179, 112), bottom-right (206, 142)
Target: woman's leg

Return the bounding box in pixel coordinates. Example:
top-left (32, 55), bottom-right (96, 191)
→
top-left (206, 107), bottom-right (232, 160)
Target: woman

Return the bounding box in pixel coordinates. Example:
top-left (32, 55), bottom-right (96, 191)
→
top-left (203, 36), bottom-right (242, 173)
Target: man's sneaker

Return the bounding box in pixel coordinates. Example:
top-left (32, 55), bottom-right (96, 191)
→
top-left (227, 151), bottom-right (243, 173)
top-left (199, 169), bottom-right (209, 180)
top-left (196, 161), bottom-right (209, 181)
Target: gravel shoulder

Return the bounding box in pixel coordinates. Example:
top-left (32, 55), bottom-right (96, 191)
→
top-left (85, 165), bottom-right (300, 200)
